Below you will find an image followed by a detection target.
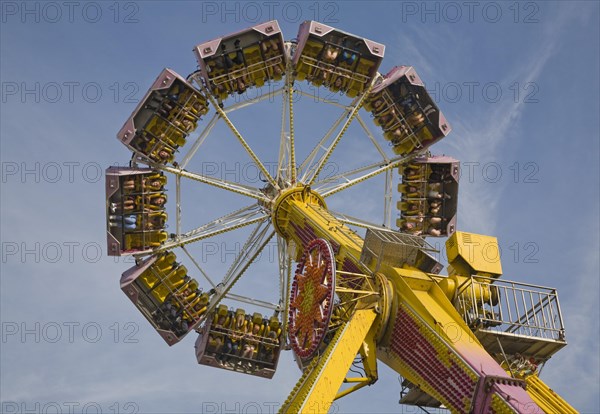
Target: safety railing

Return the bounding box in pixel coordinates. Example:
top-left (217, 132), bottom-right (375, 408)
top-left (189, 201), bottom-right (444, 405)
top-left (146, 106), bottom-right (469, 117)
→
top-left (455, 276), bottom-right (565, 342)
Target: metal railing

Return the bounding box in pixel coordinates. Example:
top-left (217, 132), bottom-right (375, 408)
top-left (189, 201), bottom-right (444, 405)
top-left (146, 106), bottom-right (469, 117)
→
top-left (455, 276), bottom-right (565, 342)
top-left (359, 228), bottom-right (442, 274)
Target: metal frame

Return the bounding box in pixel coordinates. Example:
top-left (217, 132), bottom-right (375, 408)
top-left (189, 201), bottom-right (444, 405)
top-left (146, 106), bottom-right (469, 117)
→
top-left (202, 218), bottom-right (276, 317)
top-left (359, 227), bottom-right (440, 273)
top-left (125, 40), bottom-right (437, 344)
top-left (454, 275), bottom-right (566, 343)
top-left (276, 59), bottom-right (295, 186)
top-left (147, 204), bottom-right (269, 254)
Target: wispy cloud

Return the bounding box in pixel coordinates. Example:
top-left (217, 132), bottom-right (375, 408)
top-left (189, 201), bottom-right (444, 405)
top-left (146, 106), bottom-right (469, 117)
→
top-left (446, 24), bottom-right (562, 234)
top-left (539, 211), bottom-right (600, 410)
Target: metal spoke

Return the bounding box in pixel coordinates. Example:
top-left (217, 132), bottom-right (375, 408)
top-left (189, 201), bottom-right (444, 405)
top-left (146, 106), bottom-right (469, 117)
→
top-left (295, 89), bottom-right (353, 110)
top-left (356, 113), bottom-right (389, 162)
top-left (175, 174), bottom-right (182, 236)
top-left (149, 204), bottom-right (268, 253)
top-left (299, 102), bottom-right (356, 183)
top-left (384, 168), bottom-right (393, 229)
top-left (328, 209), bottom-right (392, 232)
top-left (180, 245), bottom-right (216, 289)
top-left (223, 86), bottom-right (285, 114)
top-left (224, 293), bottom-right (281, 311)
top-left (277, 81), bottom-right (291, 185)
top-left (313, 155), bottom-right (406, 194)
top-left (279, 236), bottom-right (293, 340)
top-left (151, 163), bottom-right (269, 202)
top-left (200, 82), bottom-right (279, 189)
top-left (314, 160), bottom-right (390, 188)
top-left (205, 219), bottom-right (276, 315)
top-left (287, 60), bottom-right (297, 184)
top-left (320, 157), bottom-right (409, 198)
top-left (305, 86), bottom-right (373, 186)
top-left (277, 236), bottom-right (287, 307)
top-left (180, 112), bottom-right (219, 169)
top-left (276, 52), bottom-right (298, 186)
top-left (222, 219), bottom-right (274, 286)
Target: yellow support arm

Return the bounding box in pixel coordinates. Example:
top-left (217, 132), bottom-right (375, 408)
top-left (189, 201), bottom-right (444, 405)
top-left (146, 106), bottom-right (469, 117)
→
top-left (524, 374), bottom-right (578, 414)
top-left (279, 308), bottom-right (378, 414)
top-left (272, 187), bottom-right (575, 413)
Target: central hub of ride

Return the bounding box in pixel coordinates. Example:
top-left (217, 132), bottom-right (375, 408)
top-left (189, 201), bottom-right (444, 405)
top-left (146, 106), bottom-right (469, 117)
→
top-left (270, 185), bottom-right (327, 239)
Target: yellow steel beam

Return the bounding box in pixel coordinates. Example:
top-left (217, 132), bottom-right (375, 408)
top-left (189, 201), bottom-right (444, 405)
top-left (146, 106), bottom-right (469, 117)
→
top-left (334, 381), bottom-right (370, 400)
top-left (343, 377), bottom-right (371, 383)
top-left (279, 309), bottom-right (378, 414)
top-left (525, 374), bottom-right (579, 414)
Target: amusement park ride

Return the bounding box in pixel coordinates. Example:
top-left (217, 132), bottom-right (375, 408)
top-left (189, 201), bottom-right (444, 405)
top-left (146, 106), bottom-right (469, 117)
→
top-left (105, 21), bottom-right (577, 413)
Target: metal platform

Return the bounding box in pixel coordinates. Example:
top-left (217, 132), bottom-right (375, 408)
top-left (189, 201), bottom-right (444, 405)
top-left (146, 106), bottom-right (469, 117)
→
top-left (455, 276), bottom-right (567, 361)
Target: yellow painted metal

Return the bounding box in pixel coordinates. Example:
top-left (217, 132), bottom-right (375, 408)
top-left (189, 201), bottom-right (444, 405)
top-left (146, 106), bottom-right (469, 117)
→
top-left (437, 274), bottom-right (457, 300)
top-left (271, 186), bottom-right (328, 250)
top-left (343, 377), bottom-right (371, 383)
top-left (377, 271), bottom-right (483, 413)
top-left (279, 309), bottom-right (378, 413)
top-left (524, 374), bottom-right (579, 414)
top-left (333, 381), bottom-right (370, 400)
top-left (489, 394), bottom-right (522, 414)
top-left (437, 274), bottom-right (499, 304)
top-left (446, 231), bottom-right (503, 277)
top-left (274, 187), bottom-right (571, 413)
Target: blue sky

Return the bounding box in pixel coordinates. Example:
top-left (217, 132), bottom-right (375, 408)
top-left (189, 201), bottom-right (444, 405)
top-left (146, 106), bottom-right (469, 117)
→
top-left (1, 1), bottom-right (599, 413)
